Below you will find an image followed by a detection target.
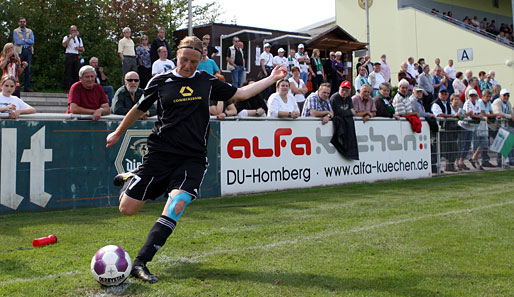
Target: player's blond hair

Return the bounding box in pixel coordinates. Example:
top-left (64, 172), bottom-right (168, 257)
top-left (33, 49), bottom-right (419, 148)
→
top-left (177, 36), bottom-right (203, 55)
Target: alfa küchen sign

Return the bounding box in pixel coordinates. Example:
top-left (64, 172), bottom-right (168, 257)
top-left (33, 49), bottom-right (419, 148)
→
top-left (220, 120), bottom-right (431, 195)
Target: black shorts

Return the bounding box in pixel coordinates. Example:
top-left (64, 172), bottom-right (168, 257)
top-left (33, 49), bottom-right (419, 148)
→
top-left (124, 151), bottom-right (207, 201)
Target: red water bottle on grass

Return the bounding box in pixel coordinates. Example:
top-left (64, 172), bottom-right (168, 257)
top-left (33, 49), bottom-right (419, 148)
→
top-left (32, 235), bottom-right (57, 247)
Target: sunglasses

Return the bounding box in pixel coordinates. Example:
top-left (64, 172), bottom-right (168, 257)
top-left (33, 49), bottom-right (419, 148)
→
top-left (126, 79), bottom-right (139, 82)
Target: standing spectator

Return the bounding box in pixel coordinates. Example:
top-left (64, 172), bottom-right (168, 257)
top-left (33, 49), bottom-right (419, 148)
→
top-left (479, 89), bottom-right (496, 167)
top-left (118, 27), bottom-right (138, 78)
top-left (226, 36), bottom-right (245, 88)
top-left (330, 80), bottom-right (355, 118)
top-left (432, 66), bottom-right (448, 99)
top-left (374, 82), bottom-right (399, 119)
top-left (461, 77), bottom-right (481, 102)
top-left (478, 71), bottom-right (491, 92)
top-left (12, 17), bottom-right (34, 92)
top-left (235, 79), bottom-right (267, 117)
top-left (355, 56), bottom-right (371, 76)
top-left (295, 44), bottom-right (310, 84)
top-left (418, 64), bottom-right (434, 112)
top-left (444, 59), bottom-right (456, 81)
top-left (135, 35), bottom-right (152, 89)
top-left (368, 62), bottom-right (385, 97)
top-left (398, 62), bottom-right (416, 95)
top-left (259, 43), bottom-right (274, 77)
top-left (463, 89), bottom-right (485, 170)
top-left (354, 66), bottom-right (369, 94)
top-left (453, 72), bottom-right (466, 96)
top-left (417, 58), bottom-right (425, 74)
top-left (488, 71), bottom-right (499, 86)
top-left (111, 71), bottom-right (156, 118)
top-left (301, 83), bottom-right (333, 124)
top-left (324, 52), bottom-right (336, 94)
top-left (351, 84), bottom-right (376, 122)
top-left (0, 43), bottom-right (27, 98)
top-left (410, 87), bottom-right (435, 121)
top-left (432, 90), bottom-right (459, 171)
top-left (198, 46), bottom-right (220, 76)
top-left (451, 94), bottom-right (470, 170)
top-left (288, 66), bottom-right (308, 113)
top-left (238, 41), bottom-right (247, 84)
top-left (332, 51), bottom-right (345, 92)
top-left (267, 79), bottom-right (300, 118)
top-left (286, 49), bottom-right (299, 77)
top-left (492, 84), bottom-right (502, 101)
top-left (152, 46), bottom-right (175, 76)
top-left (62, 25), bottom-right (85, 91)
top-left (272, 48), bottom-right (287, 68)
top-left (463, 69), bottom-right (473, 86)
top-left (406, 57), bottom-right (418, 79)
top-left (0, 76), bottom-right (36, 119)
top-left (379, 54), bottom-right (390, 82)
top-left (66, 65), bottom-right (110, 121)
top-left (202, 34), bottom-right (218, 60)
top-left (89, 57), bottom-right (114, 105)
top-left (150, 27), bottom-right (171, 64)
top-left (310, 49), bottom-right (324, 92)
top-left (392, 80), bottom-right (419, 118)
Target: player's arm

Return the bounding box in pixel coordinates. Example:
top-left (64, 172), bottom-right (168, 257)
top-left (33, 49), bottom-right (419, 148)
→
top-left (231, 65), bottom-right (287, 101)
top-left (106, 105), bottom-right (146, 147)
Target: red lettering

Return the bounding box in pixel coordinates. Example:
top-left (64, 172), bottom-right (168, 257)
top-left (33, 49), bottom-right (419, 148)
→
top-left (291, 137), bottom-right (311, 155)
top-left (274, 128), bottom-right (292, 157)
top-left (227, 138), bottom-right (251, 159)
top-left (252, 136), bottom-right (273, 157)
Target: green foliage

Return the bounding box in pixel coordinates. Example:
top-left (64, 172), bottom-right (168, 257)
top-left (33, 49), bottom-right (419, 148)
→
top-left (1, 171), bottom-right (514, 296)
top-left (2, 0), bottom-right (221, 92)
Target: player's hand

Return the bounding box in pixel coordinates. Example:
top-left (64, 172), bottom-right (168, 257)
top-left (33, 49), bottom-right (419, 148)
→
top-left (106, 131), bottom-right (121, 148)
top-left (269, 65), bottom-right (288, 81)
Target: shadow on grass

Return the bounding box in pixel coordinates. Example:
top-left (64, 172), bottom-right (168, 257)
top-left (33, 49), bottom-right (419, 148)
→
top-left (160, 262), bottom-right (451, 297)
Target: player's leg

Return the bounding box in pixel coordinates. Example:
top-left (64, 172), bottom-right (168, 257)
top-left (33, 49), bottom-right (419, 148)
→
top-left (115, 171), bottom-right (146, 215)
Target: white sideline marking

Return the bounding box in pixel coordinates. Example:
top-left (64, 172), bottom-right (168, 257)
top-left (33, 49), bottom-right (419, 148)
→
top-left (2, 200), bottom-right (513, 286)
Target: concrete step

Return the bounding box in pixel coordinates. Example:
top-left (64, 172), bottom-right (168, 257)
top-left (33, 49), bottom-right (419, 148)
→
top-left (25, 101), bottom-right (68, 106)
top-left (33, 105), bottom-right (68, 113)
top-left (20, 92), bottom-right (68, 99)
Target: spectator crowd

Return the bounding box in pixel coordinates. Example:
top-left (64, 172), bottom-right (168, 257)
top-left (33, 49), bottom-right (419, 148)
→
top-left (1, 17), bottom-right (513, 172)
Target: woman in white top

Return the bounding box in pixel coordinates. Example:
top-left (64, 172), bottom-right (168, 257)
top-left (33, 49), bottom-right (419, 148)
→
top-left (0, 76), bottom-right (36, 119)
top-left (452, 71), bottom-right (466, 96)
top-left (288, 66), bottom-right (308, 113)
top-left (267, 79), bottom-right (300, 118)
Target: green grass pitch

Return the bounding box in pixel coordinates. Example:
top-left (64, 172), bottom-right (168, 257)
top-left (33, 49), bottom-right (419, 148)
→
top-left (1, 170), bottom-right (514, 296)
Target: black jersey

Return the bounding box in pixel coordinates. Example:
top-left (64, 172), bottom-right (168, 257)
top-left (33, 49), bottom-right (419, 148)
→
top-left (138, 70), bottom-right (237, 158)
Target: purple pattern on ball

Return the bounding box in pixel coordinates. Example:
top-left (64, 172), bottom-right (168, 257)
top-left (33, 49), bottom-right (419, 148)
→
top-left (114, 246), bottom-right (126, 259)
top-left (94, 260), bottom-right (106, 275)
top-left (116, 256), bottom-right (129, 272)
top-left (95, 249), bottom-right (105, 261)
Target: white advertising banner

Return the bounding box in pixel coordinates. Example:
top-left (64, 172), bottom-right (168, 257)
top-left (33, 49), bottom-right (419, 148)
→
top-left (220, 120), bottom-right (431, 195)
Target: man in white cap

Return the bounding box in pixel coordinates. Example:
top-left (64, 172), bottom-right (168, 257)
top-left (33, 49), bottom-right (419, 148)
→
top-left (273, 48), bottom-right (287, 68)
top-left (295, 44), bottom-right (310, 84)
top-left (260, 43), bottom-right (274, 77)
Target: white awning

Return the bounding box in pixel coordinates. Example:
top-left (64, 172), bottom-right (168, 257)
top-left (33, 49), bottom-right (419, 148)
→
top-left (263, 34), bottom-right (311, 45)
top-left (221, 29), bottom-right (272, 40)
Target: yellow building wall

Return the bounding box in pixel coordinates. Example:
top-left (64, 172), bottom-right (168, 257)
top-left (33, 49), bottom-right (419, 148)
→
top-left (336, 0), bottom-right (514, 91)
top-left (433, 0), bottom-right (512, 17)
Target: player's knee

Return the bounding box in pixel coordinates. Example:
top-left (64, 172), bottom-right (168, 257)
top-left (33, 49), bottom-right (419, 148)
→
top-left (119, 204), bottom-right (138, 216)
top-left (166, 192), bottom-right (192, 221)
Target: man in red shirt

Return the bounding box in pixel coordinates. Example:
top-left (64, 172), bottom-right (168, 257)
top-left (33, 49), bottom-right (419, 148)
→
top-left (67, 65), bottom-right (110, 121)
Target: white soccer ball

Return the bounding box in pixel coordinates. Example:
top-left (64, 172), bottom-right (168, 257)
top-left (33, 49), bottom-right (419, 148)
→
top-left (90, 245), bottom-right (132, 286)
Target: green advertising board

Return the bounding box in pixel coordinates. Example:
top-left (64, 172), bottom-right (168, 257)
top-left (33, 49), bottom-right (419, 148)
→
top-left (0, 120), bottom-right (221, 214)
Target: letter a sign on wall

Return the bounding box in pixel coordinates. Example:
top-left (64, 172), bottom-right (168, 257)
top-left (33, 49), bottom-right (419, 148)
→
top-left (457, 48), bottom-right (473, 62)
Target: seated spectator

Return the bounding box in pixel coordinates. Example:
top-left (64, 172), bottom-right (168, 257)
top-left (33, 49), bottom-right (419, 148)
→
top-left (301, 83), bottom-right (333, 124)
top-left (152, 46), bottom-right (175, 76)
top-left (374, 82), bottom-right (400, 119)
top-left (368, 62), bottom-right (385, 97)
top-left (288, 66), bottom-right (308, 113)
top-left (210, 98), bottom-right (237, 120)
top-left (453, 71), bottom-right (466, 96)
top-left (197, 45), bottom-right (220, 76)
top-left (398, 62), bottom-right (416, 95)
top-left (234, 79), bottom-right (267, 117)
top-left (354, 66), bottom-right (369, 94)
top-left (392, 79), bottom-right (419, 118)
top-left (267, 79), bottom-right (300, 118)
top-left (0, 43), bottom-right (26, 98)
top-left (330, 81), bottom-right (355, 118)
top-left (351, 84), bottom-right (376, 122)
top-left (111, 71), bottom-right (156, 118)
top-left (66, 65), bottom-right (110, 121)
top-left (0, 76), bottom-right (35, 119)
top-left (89, 57), bottom-right (114, 105)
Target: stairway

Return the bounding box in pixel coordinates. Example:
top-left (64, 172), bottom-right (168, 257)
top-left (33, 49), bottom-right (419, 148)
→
top-left (20, 92), bottom-right (68, 113)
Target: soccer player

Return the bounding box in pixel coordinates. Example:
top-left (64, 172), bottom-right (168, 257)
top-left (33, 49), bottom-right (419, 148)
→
top-left (106, 36), bottom-right (287, 283)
